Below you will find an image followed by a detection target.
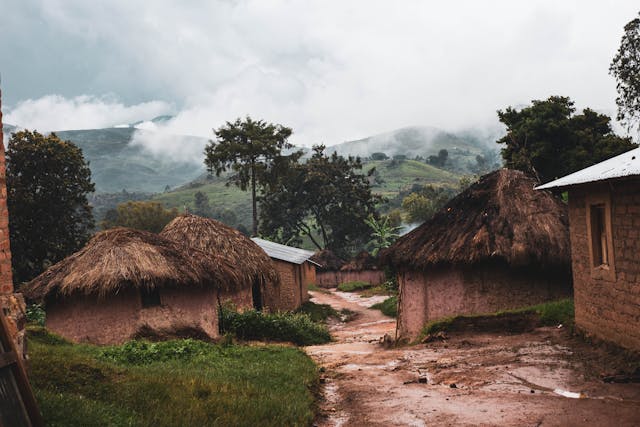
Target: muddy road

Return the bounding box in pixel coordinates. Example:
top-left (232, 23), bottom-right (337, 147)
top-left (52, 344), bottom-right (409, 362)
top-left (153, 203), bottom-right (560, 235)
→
top-left (306, 289), bottom-right (640, 427)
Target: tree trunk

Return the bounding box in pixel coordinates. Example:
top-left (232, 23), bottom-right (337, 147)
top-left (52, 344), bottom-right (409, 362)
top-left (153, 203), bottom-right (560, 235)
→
top-left (251, 162), bottom-right (257, 236)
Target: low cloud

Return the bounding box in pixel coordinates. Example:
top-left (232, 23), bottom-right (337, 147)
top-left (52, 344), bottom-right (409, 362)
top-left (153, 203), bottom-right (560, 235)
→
top-left (4, 95), bottom-right (173, 132)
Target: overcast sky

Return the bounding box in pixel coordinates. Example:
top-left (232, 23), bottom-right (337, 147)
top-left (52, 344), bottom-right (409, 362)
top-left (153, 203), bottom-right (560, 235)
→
top-left (0, 1), bottom-right (638, 146)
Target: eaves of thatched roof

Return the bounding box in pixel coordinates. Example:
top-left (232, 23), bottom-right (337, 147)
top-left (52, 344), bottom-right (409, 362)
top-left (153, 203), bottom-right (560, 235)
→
top-left (380, 169), bottom-right (570, 270)
top-left (310, 250), bottom-right (345, 271)
top-left (23, 227), bottom-right (245, 300)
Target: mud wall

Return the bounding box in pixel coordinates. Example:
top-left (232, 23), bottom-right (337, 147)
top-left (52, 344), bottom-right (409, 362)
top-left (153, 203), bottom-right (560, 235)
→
top-left (316, 270), bottom-right (386, 288)
top-left (271, 260), bottom-right (311, 311)
top-left (218, 287), bottom-right (253, 310)
top-left (46, 287), bottom-right (219, 345)
top-left (569, 182), bottom-right (640, 352)
top-left (398, 266), bottom-right (571, 339)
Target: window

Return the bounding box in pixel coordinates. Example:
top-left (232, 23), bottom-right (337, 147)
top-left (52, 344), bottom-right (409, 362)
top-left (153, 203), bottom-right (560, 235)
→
top-left (590, 204), bottom-right (608, 267)
top-left (141, 288), bottom-right (161, 308)
top-left (586, 193), bottom-right (615, 281)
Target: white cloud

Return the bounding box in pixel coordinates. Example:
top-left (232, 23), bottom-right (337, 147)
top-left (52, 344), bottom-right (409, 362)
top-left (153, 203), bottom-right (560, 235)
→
top-left (4, 95), bottom-right (173, 131)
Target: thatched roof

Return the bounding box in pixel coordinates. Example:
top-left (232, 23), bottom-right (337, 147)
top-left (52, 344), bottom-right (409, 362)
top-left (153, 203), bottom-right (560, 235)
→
top-left (310, 250), bottom-right (345, 271)
top-left (160, 214), bottom-right (278, 288)
top-left (340, 251), bottom-right (379, 271)
top-left (23, 227), bottom-right (245, 300)
top-left (380, 169), bottom-right (570, 270)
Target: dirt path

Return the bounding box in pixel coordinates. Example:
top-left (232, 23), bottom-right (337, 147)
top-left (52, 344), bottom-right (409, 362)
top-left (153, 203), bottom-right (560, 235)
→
top-left (306, 289), bottom-right (640, 427)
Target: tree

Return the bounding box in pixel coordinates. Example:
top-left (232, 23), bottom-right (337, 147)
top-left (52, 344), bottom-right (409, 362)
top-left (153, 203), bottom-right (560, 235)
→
top-left (364, 215), bottom-right (401, 256)
top-left (193, 191), bottom-right (211, 217)
top-left (427, 149), bottom-right (448, 167)
top-left (101, 201), bottom-right (178, 233)
top-left (6, 130), bottom-right (95, 283)
top-left (497, 96), bottom-right (636, 183)
top-left (401, 185), bottom-right (456, 223)
top-left (370, 152), bottom-right (389, 160)
top-left (260, 145), bottom-right (381, 256)
top-left (610, 12), bottom-right (640, 132)
top-left (204, 117), bottom-right (296, 235)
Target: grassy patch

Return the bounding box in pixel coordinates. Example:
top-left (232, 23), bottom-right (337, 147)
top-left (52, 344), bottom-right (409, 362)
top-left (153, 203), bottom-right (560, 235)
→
top-left (296, 301), bottom-right (339, 323)
top-left (359, 285), bottom-right (393, 297)
top-left (219, 307), bottom-right (331, 345)
top-left (337, 281), bottom-right (372, 292)
top-left (370, 296), bottom-right (398, 318)
top-left (419, 299), bottom-right (575, 340)
top-left (28, 328), bottom-right (318, 427)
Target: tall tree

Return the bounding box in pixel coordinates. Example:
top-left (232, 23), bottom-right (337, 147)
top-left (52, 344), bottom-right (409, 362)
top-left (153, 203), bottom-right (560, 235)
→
top-left (7, 130), bottom-right (95, 283)
top-left (610, 12), bottom-right (640, 132)
top-left (204, 117), bottom-right (295, 235)
top-left (193, 191), bottom-right (211, 217)
top-left (497, 96), bottom-right (636, 183)
top-left (260, 145), bottom-right (380, 256)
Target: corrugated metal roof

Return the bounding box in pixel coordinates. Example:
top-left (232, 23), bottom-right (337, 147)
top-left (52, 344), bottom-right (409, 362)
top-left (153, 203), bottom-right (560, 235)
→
top-left (251, 237), bottom-right (318, 265)
top-left (536, 147), bottom-right (640, 190)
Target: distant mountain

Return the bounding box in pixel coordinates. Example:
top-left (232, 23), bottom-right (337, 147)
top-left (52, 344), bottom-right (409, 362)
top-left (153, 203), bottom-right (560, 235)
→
top-left (54, 128), bottom-right (206, 193)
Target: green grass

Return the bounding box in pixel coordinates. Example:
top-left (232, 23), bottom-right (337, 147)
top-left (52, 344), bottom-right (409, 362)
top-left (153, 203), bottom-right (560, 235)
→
top-left (370, 296), bottom-right (398, 317)
top-left (337, 281), bottom-right (373, 292)
top-left (296, 301), bottom-right (339, 323)
top-left (28, 327), bottom-right (319, 427)
top-left (419, 299), bottom-right (575, 339)
top-left (219, 307), bottom-right (331, 345)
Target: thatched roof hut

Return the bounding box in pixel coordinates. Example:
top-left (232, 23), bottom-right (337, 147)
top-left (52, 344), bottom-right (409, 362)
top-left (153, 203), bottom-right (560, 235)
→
top-left (381, 169), bottom-right (572, 339)
top-left (340, 251), bottom-right (379, 272)
top-left (381, 169), bottom-right (570, 269)
top-left (160, 214), bottom-right (278, 289)
top-left (310, 250), bottom-right (345, 272)
top-left (23, 227), bottom-right (242, 301)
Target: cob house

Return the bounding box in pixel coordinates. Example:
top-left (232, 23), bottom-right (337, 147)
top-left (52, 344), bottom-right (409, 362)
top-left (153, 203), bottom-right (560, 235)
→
top-left (537, 148), bottom-right (640, 351)
top-left (381, 169), bottom-right (572, 339)
top-left (339, 251), bottom-right (386, 287)
top-left (160, 214), bottom-right (280, 311)
top-left (22, 228), bottom-right (245, 344)
top-left (311, 250), bottom-right (346, 288)
top-left (251, 238), bottom-right (317, 311)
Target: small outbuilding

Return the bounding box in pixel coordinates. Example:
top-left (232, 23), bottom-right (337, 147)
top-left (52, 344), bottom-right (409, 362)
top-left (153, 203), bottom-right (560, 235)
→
top-left (251, 238), bottom-right (317, 311)
top-left (381, 169), bottom-right (572, 339)
top-left (311, 250), bottom-right (346, 288)
top-left (22, 228), bottom-right (244, 344)
top-left (537, 148), bottom-right (640, 352)
top-left (160, 214), bottom-right (280, 311)
top-left (339, 251), bottom-right (386, 287)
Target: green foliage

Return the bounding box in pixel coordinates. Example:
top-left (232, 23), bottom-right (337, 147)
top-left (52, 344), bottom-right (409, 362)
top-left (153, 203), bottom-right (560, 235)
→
top-left (260, 145), bottom-right (381, 255)
top-left (296, 301), bottom-right (339, 323)
top-left (427, 148), bottom-right (449, 167)
top-left (219, 307), bottom-right (331, 345)
top-left (204, 116), bottom-right (299, 235)
top-left (610, 12), bottom-right (640, 132)
top-left (497, 96), bottom-right (637, 183)
top-left (7, 130), bottom-right (95, 284)
top-left (193, 191), bottom-right (211, 217)
top-left (101, 201), bottom-right (178, 233)
top-left (401, 184), bottom-right (456, 223)
top-left (370, 296), bottom-right (398, 317)
top-left (26, 304), bottom-right (46, 326)
top-left (370, 152), bottom-right (389, 160)
top-left (364, 215), bottom-right (401, 256)
top-left (28, 330), bottom-right (318, 426)
top-left (337, 281), bottom-right (373, 292)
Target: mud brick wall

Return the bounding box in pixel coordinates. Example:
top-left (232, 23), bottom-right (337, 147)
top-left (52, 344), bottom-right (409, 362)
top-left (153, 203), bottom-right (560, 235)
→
top-left (0, 89), bottom-right (13, 294)
top-left (272, 260), bottom-right (306, 311)
top-left (46, 287), bottom-right (220, 345)
top-left (569, 182), bottom-right (640, 351)
top-left (316, 270), bottom-right (386, 288)
top-left (398, 265), bottom-right (572, 339)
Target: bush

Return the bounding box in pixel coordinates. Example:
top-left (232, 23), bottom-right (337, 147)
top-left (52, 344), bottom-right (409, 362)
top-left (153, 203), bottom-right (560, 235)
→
top-left (337, 281), bottom-right (372, 292)
top-left (296, 301), bottom-right (339, 322)
top-left (219, 308), bottom-right (331, 346)
top-left (370, 296), bottom-right (398, 317)
top-left (100, 339), bottom-right (213, 364)
top-left (26, 303), bottom-right (46, 326)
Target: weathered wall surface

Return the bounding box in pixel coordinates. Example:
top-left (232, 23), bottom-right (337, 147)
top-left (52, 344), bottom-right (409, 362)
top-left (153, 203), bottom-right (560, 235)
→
top-left (316, 270), bottom-right (386, 288)
top-left (272, 260), bottom-right (307, 311)
top-left (398, 266), bottom-right (571, 339)
top-left (46, 287), bottom-right (219, 345)
top-left (569, 182), bottom-right (640, 351)
top-left (0, 89), bottom-right (13, 295)
top-left (219, 287), bottom-right (253, 310)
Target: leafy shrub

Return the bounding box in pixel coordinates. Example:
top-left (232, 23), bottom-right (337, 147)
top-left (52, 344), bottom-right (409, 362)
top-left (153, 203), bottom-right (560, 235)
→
top-left (219, 308), bottom-right (331, 345)
top-left (26, 303), bottom-right (46, 326)
top-left (370, 296), bottom-right (398, 317)
top-left (296, 301), bottom-right (339, 322)
top-left (337, 281), bottom-right (372, 292)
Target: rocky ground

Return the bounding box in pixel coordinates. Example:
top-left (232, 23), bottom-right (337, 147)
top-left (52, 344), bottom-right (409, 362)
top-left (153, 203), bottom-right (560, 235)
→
top-left (306, 289), bottom-right (640, 427)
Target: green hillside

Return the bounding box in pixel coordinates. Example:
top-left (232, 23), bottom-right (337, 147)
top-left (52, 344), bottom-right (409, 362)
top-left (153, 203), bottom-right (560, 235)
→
top-left (365, 159), bottom-right (461, 197)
